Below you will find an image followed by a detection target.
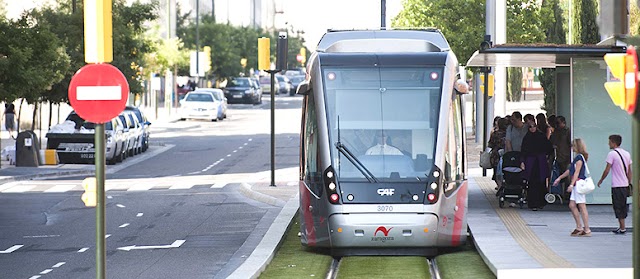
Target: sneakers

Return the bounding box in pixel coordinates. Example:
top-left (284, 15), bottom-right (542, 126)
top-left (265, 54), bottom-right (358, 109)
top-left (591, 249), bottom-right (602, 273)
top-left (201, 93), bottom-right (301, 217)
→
top-left (612, 228), bottom-right (627, 234)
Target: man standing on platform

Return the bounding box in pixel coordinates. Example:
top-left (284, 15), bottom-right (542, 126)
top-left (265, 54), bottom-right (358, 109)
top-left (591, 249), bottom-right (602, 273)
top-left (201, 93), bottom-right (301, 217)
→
top-left (597, 134), bottom-right (633, 234)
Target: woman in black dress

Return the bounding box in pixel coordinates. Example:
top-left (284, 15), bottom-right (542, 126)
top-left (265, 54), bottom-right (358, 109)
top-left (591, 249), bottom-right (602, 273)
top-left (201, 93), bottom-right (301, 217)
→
top-left (521, 123), bottom-right (553, 210)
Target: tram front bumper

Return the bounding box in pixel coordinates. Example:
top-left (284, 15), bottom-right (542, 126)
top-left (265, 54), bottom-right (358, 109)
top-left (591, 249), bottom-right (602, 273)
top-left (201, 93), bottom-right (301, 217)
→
top-left (328, 213), bottom-right (439, 247)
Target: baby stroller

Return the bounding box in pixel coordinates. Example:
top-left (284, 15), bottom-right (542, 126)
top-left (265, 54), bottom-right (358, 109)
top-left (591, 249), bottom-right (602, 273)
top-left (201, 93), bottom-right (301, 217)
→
top-left (545, 150), bottom-right (564, 204)
top-left (498, 151), bottom-right (527, 208)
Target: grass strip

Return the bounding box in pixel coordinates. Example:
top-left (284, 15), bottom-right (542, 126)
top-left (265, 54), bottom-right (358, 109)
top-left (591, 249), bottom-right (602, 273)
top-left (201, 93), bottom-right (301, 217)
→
top-left (260, 215), bottom-right (333, 279)
top-left (436, 242), bottom-right (495, 279)
top-left (337, 256), bottom-right (430, 279)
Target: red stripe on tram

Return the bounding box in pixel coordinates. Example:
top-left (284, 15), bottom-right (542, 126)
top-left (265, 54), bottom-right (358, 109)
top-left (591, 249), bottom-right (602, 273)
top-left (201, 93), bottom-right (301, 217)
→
top-left (451, 181), bottom-right (468, 246)
top-left (300, 181), bottom-right (316, 246)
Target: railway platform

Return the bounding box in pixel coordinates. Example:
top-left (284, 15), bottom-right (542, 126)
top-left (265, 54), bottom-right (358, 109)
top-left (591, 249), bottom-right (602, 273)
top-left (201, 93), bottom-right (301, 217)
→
top-left (468, 166), bottom-right (633, 278)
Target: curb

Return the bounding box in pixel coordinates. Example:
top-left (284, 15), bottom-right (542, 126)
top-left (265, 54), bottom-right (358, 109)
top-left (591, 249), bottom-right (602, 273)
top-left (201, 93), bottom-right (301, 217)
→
top-left (238, 182), bottom-right (287, 207)
top-left (0, 169), bottom-right (95, 185)
top-left (228, 188), bottom-right (299, 279)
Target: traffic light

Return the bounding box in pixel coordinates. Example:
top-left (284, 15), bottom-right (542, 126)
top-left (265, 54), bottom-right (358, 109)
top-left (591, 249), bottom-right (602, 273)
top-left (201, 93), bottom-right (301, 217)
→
top-left (81, 177), bottom-right (97, 207)
top-left (300, 47), bottom-right (306, 65)
top-left (479, 73), bottom-right (494, 97)
top-left (604, 46), bottom-right (638, 115)
top-left (258, 37), bottom-right (270, 71)
top-left (203, 46), bottom-right (212, 72)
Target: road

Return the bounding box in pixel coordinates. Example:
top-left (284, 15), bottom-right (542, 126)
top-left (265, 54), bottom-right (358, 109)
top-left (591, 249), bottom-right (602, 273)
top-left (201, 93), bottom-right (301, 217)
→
top-left (0, 94), bottom-right (302, 279)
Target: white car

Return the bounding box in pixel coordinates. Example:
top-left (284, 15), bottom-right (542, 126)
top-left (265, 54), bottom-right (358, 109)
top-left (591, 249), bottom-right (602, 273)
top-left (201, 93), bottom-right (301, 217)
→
top-left (192, 88), bottom-right (227, 119)
top-left (180, 91), bottom-right (224, 121)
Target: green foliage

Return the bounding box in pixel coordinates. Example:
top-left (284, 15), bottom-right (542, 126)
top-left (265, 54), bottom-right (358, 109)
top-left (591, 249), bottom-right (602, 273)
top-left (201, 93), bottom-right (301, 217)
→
top-left (572, 0), bottom-right (600, 44)
top-left (539, 0), bottom-right (566, 114)
top-left (392, 0), bottom-right (485, 65)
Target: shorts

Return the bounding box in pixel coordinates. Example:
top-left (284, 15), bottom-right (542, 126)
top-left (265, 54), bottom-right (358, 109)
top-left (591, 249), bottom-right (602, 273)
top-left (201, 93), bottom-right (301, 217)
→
top-left (612, 187), bottom-right (629, 219)
top-left (570, 188), bottom-right (586, 204)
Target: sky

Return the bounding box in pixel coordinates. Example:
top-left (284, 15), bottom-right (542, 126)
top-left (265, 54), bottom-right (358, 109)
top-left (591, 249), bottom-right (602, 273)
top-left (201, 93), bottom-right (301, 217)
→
top-left (280, 0), bottom-right (404, 49)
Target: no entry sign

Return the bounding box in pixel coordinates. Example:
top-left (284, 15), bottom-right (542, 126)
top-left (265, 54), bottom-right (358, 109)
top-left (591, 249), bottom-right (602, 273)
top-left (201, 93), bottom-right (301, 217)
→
top-left (68, 63), bottom-right (129, 124)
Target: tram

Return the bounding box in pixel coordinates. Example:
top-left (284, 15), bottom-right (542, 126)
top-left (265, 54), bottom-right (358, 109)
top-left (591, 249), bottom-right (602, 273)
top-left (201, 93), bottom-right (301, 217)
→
top-left (297, 29), bottom-right (469, 256)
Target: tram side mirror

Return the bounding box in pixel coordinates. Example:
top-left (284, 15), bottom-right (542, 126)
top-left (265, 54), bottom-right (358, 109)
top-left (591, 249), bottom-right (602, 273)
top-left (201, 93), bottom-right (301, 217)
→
top-left (454, 79), bottom-right (469, 94)
top-left (296, 80), bottom-right (311, 95)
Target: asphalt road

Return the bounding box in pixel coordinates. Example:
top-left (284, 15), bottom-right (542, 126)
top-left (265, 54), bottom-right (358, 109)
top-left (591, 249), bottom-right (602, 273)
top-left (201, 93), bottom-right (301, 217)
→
top-left (0, 94), bottom-right (302, 279)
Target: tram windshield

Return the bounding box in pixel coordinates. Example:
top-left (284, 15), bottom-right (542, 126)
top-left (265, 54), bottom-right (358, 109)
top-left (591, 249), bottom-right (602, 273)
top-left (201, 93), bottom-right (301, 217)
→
top-left (324, 67), bottom-right (443, 182)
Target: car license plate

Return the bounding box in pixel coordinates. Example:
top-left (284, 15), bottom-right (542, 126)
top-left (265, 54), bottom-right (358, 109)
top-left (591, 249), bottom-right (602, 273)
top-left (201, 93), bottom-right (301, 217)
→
top-left (233, 95), bottom-right (242, 98)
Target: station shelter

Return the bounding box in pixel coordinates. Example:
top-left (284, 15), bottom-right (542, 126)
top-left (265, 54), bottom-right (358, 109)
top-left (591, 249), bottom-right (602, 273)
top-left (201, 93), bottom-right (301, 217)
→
top-left (467, 44), bottom-right (632, 204)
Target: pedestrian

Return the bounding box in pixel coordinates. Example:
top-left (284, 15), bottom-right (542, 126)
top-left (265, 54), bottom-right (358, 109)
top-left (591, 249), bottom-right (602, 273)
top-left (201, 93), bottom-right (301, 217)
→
top-left (3, 103), bottom-right (15, 139)
top-left (536, 113), bottom-right (552, 140)
top-left (505, 111), bottom-right (528, 152)
top-left (553, 138), bottom-right (591, 237)
top-left (524, 113), bottom-right (535, 126)
top-left (520, 122), bottom-right (553, 210)
top-left (596, 134), bottom-right (632, 234)
top-left (551, 116), bottom-right (571, 194)
top-left (488, 117), bottom-right (508, 191)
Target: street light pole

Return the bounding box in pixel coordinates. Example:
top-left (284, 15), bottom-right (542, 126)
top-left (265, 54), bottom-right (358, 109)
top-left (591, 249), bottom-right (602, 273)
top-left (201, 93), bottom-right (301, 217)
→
top-left (381, 0), bottom-right (386, 29)
top-left (196, 0), bottom-right (200, 85)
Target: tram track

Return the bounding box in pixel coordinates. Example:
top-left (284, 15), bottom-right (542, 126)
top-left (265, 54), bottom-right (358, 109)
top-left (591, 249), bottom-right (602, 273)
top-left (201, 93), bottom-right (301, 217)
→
top-left (323, 256), bottom-right (440, 279)
top-left (325, 257), bottom-right (341, 279)
top-left (427, 257), bottom-right (442, 279)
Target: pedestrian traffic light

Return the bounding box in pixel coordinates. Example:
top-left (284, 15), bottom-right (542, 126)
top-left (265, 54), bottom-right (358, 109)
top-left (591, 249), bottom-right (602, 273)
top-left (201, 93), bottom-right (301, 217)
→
top-left (604, 46), bottom-right (638, 115)
top-left (203, 46), bottom-right (212, 72)
top-left (81, 177), bottom-right (97, 207)
top-left (258, 37), bottom-right (270, 71)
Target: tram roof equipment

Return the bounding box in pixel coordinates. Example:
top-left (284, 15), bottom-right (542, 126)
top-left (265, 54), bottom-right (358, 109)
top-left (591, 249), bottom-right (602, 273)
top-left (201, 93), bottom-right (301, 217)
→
top-left (317, 29), bottom-right (451, 53)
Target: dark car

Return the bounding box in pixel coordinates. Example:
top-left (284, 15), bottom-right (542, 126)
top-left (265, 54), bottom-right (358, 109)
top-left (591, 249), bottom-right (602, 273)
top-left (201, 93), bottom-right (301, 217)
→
top-left (223, 77), bottom-right (261, 104)
top-left (288, 75), bottom-right (305, 96)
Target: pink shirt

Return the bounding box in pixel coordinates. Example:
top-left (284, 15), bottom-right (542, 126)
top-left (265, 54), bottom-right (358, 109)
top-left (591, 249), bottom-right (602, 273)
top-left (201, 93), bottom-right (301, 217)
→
top-left (605, 148), bottom-right (632, 187)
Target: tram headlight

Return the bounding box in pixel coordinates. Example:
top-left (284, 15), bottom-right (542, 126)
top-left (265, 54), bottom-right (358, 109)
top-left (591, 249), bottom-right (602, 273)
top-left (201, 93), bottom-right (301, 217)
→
top-left (412, 194), bottom-right (419, 201)
top-left (326, 171), bottom-right (333, 179)
top-left (432, 170), bottom-right (440, 178)
top-left (347, 194), bottom-right (354, 201)
top-left (328, 182), bottom-right (336, 191)
top-left (430, 182), bottom-right (437, 190)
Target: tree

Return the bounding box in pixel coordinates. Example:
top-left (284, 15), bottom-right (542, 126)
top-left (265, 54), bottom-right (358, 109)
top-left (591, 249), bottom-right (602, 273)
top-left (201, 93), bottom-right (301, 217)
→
top-left (392, 0), bottom-right (486, 65)
top-left (572, 0), bottom-right (600, 44)
top-left (506, 0), bottom-right (545, 102)
top-left (540, 0), bottom-right (567, 114)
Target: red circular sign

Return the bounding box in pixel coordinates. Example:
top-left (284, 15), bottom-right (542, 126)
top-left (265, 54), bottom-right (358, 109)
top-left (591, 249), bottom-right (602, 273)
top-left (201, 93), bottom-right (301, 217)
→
top-left (296, 54), bottom-right (303, 62)
top-left (68, 63), bottom-right (129, 124)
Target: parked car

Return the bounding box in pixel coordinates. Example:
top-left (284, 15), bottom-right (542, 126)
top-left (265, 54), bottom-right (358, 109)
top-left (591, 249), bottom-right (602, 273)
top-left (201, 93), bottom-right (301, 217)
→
top-left (275, 75), bottom-right (293, 94)
top-left (124, 106), bottom-right (151, 152)
top-left (118, 113), bottom-right (137, 157)
top-left (223, 77), bottom-right (261, 104)
top-left (179, 91), bottom-right (223, 121)
top-left (250, 77), bottom-right (264, 99)
top-left (284, 68), bottom-right (305, 77)
top-left (289, 75), bottom-right (305, 96)
top-left (259, 75), bottom-right (280, 94)
top-left (191, 88), bottom-right (228, 119)
top-left (123, 111), bottom-right (144, 155)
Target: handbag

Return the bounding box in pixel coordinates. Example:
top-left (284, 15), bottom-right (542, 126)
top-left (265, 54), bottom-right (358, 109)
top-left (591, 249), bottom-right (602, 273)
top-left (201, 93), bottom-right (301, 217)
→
top-left (479, 148), bottom-right (492, 169)
top-left (575, 154), bottom-right (595, 195)
top-left (614, 149), bottom-right (633, 197)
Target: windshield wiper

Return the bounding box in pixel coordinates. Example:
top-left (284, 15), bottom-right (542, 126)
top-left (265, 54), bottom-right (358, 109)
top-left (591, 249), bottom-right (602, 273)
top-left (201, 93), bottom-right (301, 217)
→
top-left (335, 142), bottom-right (378, 183)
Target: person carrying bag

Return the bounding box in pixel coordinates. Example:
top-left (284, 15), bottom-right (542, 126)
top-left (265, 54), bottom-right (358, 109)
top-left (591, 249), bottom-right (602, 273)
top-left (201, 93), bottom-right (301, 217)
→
top-left (575, 154), bottom-right (595, 195)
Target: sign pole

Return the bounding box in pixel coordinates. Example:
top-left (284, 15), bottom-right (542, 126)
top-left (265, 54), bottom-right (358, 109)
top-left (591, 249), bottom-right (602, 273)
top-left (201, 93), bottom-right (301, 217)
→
top-left (269, 70), bottom-right (276, 187)
top-left (95, 123), bottom-right (106, 279)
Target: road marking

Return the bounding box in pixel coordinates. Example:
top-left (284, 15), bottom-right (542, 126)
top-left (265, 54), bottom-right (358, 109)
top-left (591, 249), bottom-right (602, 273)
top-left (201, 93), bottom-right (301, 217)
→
top-left (40, 269), bottom-right (53, 275)
top-left (211, 182), bottom-right (227, 188)
top-left (287, 182), bottom-right (297, 186)
top-left (119, 223), bottom-right (130, 228)
top-left (238, 146), bottom-right (243, 149)
top-left (23, 235), bottom-right (60, 238)
top-left (233, 150), bottom-right (237, 153)
top-left (2, 185), bottom-right (36, 193)
top-left (78, 247), bottom-right (89, 253)
top-left (107, 195), bottom-right (113, 199)
top-left (105, 234), bottom-right (111, 238)
top-left (0, 244), bottom-right (23, 254)
top-left (248, 138), bottom-right (253, 142)
top-left (244, 143), bottom-right (248, 146)
top-left (226, 154), bottom-right (232, 157)
top-left (0, 184), bottom-right (16, 192)
top-left (127, 184), bottom-right (153, 191)
top-left (169, 183), bottom-right (194, 190)
top-left (28, 276), bottom-right (41, 279)
top-left (116, 204), bottom-right (125, 208)
top-left (52, 262), bottom-right (66, 268)
top-left (117, 239), bottom-right (186, 251)
top-left (45, 184), bottom-right (77, 193)
top-left (136, 213), bottom-right (144, 217)
top-left (188, 171), bottom-right (200, 175)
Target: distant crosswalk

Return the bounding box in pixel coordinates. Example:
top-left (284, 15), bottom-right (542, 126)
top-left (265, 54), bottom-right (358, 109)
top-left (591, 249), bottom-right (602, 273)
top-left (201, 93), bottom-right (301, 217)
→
top-left (0, 179), bottom-right (231, 193)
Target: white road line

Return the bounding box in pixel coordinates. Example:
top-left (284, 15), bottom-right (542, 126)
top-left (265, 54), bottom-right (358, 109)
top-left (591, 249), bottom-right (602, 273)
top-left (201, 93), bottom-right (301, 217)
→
top-left (248, 138), bottom-right (253, 141)
top-left (226, 154), bottom-right (231, 157)
top-left (238, 146), bottom-right (243, 149)
top-left (52, 262), bottom-right (66, 268)
top-left (2, 185), bottom-right (36, 193)
top-left (0, 184), bottom-right (16, 192)
top-left (211, 182), bottom-right (227, 188)
top-left (78, 247), bottom-right (89, 253)
top-left (0, 244), bottom-right (23, 254)
top-left (28, 276), bottom-right (41, 279)
top-left (243, 143), bottom-right (248, 146)
top-left (107, 196), bottom-right (113, 199)
top-left (127, 184), bottom-right (153, 191)
top-left (116, 204), bottom-right (126, 208)
top-left (232, 150), bottom-right (237, 153)
top-left (136, 213), bottom-right (144, 217)
top-left (188, 171), bottom-right (200, 175)
top-left (105, 234), bottom-right (111, 238)
top-left (40, 269), bottom-right (53, 275)
top-left (119, 223), bottom-right (130, 228)
top-left (169, 183), bottom-right (194, 190)
top-left (45, 184), bottom-right (77, 193)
